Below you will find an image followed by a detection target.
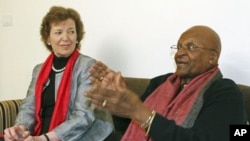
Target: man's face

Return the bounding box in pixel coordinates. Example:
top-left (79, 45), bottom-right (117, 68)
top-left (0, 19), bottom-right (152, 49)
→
top-left (174, 28), bottom-right (216, 79)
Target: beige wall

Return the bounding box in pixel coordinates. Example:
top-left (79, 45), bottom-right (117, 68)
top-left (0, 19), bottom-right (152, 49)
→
top-left (0, 0), bottom-right (250, 100)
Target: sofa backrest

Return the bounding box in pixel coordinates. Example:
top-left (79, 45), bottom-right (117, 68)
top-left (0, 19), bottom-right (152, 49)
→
top-left (238, 84), bottom-right (250, 122)
top-left (124, 77), bottom-right (150, 97)
top-left (0, 99), bottom-right (22, 133)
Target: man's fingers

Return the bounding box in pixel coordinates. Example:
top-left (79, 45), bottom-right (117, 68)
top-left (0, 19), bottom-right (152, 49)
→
top-left (85, 88), bottom-right (110, 109)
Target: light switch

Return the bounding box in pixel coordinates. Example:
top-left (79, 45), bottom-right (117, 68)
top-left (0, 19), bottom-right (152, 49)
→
top-left (1, 15), bottom-right (13, 26)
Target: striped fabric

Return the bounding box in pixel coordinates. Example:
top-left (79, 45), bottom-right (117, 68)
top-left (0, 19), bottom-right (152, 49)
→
top-left (0, 99), bottom-right (22, 134)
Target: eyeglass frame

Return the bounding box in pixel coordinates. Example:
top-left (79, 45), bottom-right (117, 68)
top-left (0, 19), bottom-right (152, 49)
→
top-left (170, 43), bottom-right (217, 52)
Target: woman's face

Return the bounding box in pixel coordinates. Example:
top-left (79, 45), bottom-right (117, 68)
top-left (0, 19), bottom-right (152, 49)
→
top-left (47, 18), bottom-right (77, 57)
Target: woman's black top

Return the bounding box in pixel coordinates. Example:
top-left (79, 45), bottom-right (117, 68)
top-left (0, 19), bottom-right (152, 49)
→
top-left (41, 56), bottom-right (69, 134)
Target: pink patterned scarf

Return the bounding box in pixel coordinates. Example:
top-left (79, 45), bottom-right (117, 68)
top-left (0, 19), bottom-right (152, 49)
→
top-left (122, 66), bottom-right (221, 141)
top-left (33, 50), bottom-right (79, 135)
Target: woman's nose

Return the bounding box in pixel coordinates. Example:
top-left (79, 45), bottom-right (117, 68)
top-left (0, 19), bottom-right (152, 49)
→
top-left (62, 32), bottom-right (69, 41)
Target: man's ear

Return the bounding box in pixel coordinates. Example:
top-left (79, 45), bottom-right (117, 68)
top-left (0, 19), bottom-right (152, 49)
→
top-left (209, 51), bottom-right (219, 65)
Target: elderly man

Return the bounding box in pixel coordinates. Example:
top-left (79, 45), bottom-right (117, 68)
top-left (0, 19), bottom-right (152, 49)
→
top-left (86, 25), bottom-right (247, 141)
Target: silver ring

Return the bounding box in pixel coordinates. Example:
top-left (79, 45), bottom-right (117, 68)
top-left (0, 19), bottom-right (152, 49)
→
top-left (102, 99), bottom-right (107, 108)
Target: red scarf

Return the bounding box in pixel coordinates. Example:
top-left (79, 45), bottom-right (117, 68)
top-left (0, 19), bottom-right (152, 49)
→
top-left (122, 67), bottom-right (220, 141)
top-left (33, 50), bottom-right (79, 135)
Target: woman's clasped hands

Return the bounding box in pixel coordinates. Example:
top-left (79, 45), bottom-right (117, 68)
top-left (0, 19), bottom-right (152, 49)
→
top-left (4, 125), bottom-right (46, 141)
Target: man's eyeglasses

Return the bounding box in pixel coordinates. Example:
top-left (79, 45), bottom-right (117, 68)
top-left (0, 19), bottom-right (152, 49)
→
top-left (170, 44), bottom-right (216, 52)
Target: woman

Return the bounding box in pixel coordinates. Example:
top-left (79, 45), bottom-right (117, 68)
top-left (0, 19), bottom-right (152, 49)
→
top-left (4, 6), bottom-right (113, 141)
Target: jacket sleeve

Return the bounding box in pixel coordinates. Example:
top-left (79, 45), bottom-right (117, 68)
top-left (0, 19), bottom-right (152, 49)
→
top-left (52, 57), bottom-right (113, 141)
top-left (15, 64), bottom-right (42, 132)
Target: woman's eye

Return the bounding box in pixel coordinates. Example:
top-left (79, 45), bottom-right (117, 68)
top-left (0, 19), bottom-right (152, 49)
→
top-left (69, 30), bottom-right (75, 34)
top-left (55, 31), bottom-right (61, 35)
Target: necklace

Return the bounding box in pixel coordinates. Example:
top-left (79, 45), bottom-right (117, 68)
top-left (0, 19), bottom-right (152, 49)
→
top-left (52, 64), bottom-right (66, 73)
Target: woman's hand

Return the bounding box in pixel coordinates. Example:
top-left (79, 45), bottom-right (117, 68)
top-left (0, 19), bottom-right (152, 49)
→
top-left (4, 125), bottom-right (30, 141)
top-left (23, 135), bottom-right (44, 141)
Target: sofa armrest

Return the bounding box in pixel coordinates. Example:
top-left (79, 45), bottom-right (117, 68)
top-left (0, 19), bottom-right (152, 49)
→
top-left (0, 99), bottom-right (22, 133)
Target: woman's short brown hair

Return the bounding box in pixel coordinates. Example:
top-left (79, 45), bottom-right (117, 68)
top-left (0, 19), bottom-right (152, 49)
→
top-left (40, 6), bottom-right (85, 51)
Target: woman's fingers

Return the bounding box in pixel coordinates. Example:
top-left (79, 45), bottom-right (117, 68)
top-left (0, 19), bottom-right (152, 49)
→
top-left (4, 125), bottom-right (26, 141)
